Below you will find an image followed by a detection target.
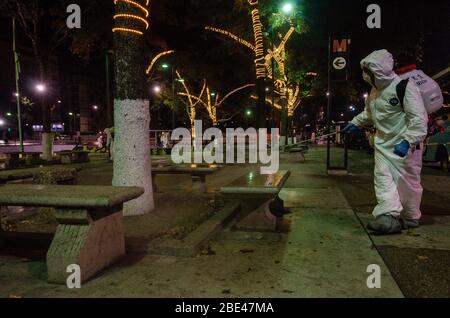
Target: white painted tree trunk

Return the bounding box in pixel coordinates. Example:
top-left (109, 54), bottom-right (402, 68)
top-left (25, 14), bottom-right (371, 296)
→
top-left (112, 99), bottom-right (154, 216)
top-left (41, 132), bottom-right (54, 161)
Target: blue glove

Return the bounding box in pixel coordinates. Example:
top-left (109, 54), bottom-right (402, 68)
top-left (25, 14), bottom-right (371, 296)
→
top-left (342, 123), bottom-right (359, 135)
top-left (394, 140), bottom-right (410, 158)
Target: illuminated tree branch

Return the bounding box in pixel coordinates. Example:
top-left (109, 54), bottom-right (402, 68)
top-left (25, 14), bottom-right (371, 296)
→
top-left (205, 26), bottom-right (255, 51)
top-left (217, 84), bottom-right (256, 107)
top-left (176, 71), bottom-right (206, 136)
top-left (146, 50), bottom-right (175, 75)
top-left (250, 95), bottom-right (282, 110)
top-left (180, 83), bottom-right (255, 126)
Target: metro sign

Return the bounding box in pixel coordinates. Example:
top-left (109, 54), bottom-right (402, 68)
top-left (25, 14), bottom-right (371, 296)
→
top-left (332, 39), bottom-right (350, 53)
top-left (330, 37), bottom-right (351, 81)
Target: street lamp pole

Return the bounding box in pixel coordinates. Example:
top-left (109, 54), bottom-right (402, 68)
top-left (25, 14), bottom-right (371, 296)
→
top-left (105, 51), bottom-right (113, 127)
top-left (171, 66), bottom-right (175, 130)
top-left (12, 18), bottom-right (24, 153)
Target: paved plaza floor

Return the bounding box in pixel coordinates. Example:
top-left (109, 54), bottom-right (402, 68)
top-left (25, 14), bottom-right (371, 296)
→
top-left (1, 147), bottom-right (449, 297)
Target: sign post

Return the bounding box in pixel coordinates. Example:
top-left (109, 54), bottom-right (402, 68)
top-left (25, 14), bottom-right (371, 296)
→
top-left (327, 37), bottom-right (350, 175)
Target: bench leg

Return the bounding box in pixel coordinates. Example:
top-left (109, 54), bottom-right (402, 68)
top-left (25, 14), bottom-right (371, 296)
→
top-left (6, 157), bottom-right (20, 169)
top-left (151, 174), bottom-right (158, 193)
top-left (46, 206), bottom-right (125, 284)
top-left (236, 200), bottom-right (279, 232)
top-left (60, 155), bottom-right (72, 164)
top-left (227, 194), bottom-right (281, 232)
top-left (191, 176), bottom-right (206, 193)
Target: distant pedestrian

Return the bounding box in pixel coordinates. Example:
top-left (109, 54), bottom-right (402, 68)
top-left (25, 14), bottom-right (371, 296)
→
top-left (104, 127), bottom-right (114, 160)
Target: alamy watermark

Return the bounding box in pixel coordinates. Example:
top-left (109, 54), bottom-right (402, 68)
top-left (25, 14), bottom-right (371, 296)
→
top-left (366, 264), bottom-right (381, 289)
top-left (366, 4), bottom-right (381, 29)
top-left (66, 264), bottom-right (81, 289)
top-left (66, 4), bottom-right (81, 29)
top-left (171, 120), bottom-right (280, 175)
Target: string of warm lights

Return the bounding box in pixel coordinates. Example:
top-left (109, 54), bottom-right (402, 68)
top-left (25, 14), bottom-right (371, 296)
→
top-left (248, 1), bottom-right (266, 79)
top-left (265, 27), bottom-right (296, 81)
top-left (204, 1), bottom-right (266, 80)
top-left (146, 50), bottom-right (175, 75)
top-left (112, 27), bottom-right (143, 36)
top-left (205, 26), bottom-right (255, 52)
top-left (287, 84), bottom-right (301, 116)
top-left (114, 0), bottom-right (149, 17)
top-left (114, 13), bottom-right (149, 29)
top-left (180, 83), bottom-right (255, 126)
top-left (252, 81), bottom-right (301, 116)
top-left (113, 0), bottom-right (149, 36)
top-left (176, 71), bottom-right (206, 136)
top-left (250, 95), bottom-right (282, 110)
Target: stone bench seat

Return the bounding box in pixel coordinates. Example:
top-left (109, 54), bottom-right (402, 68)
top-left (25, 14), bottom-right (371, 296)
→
top-left (59, 150), bottom-right (90, 164)
top-left (0, 167), bottom-right (79, 185)
top-left (0, 184), bottom-right (143, 284)
top-left (1, 152), bottom-right (44, 168)
top-left (220, 170), bottom-right (290, 231)
top-left (152, 166), bottom-right (220, 193)
top-left (282, 143), bottom-right (309, 153)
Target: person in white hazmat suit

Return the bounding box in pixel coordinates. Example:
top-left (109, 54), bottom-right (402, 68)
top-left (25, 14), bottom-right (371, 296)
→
top-left (344, 49), bottom-right (428, 234)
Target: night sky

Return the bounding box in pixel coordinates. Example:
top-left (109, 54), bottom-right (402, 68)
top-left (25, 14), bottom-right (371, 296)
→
top-left (0, 0), bottom-right (448, 129)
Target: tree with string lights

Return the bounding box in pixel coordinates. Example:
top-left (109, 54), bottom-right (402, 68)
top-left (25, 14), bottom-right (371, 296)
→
top-left (112, 0), bottom-right (154, 216)
top-left (179, 83), bottom-right (255, 127)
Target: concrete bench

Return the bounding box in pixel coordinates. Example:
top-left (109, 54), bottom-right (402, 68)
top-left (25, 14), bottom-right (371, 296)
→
top-left (288, 147), bottom-right (306, 163)
top-left (1, 152), bottom-right (41, 168)
top-left (59, 150), bottom-right (90, 164)
top-left (152, 165), bottom-right (220, 193)
top-left (3, 152), bottom-right (21, 169)
top-left (282, 143), bottom-right (309, 153)
top-left (25, 152), bottom-right (42, 166)
top-left (0, 184), bottom-right (143, 284)
top-left (0, 167), bottom-right (78, 185)
top-left (220, 170), bottom-right (291, 231)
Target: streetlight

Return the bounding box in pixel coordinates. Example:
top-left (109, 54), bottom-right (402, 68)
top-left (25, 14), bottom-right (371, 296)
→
top-left (153, 85), bottom-right (161, 94)
top-left (36, 84), bottom-right (46, 93)
top-left (282, 2), bottom-right (294, 14)
top-left (160, 62), bottom-right (178, 129)
top-left (0, 119), bottom-right (5, 126)
top-left (210, 92), bottom-right (216, 97)
top-left (6, 112), bottom-right (12, 117)
top-left (92, 105), bottom-right (99, 110)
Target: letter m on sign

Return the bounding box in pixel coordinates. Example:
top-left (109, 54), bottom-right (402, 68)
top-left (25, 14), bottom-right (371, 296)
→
top-left (333, 39), bottom-right (347, 53)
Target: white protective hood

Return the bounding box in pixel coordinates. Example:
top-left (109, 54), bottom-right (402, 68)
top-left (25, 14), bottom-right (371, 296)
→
top-left (360, 49), bottom-right (397, 90)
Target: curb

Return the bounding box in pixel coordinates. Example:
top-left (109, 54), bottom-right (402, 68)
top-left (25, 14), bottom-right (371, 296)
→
top-left (147, 202), bottom-right (241, 257)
